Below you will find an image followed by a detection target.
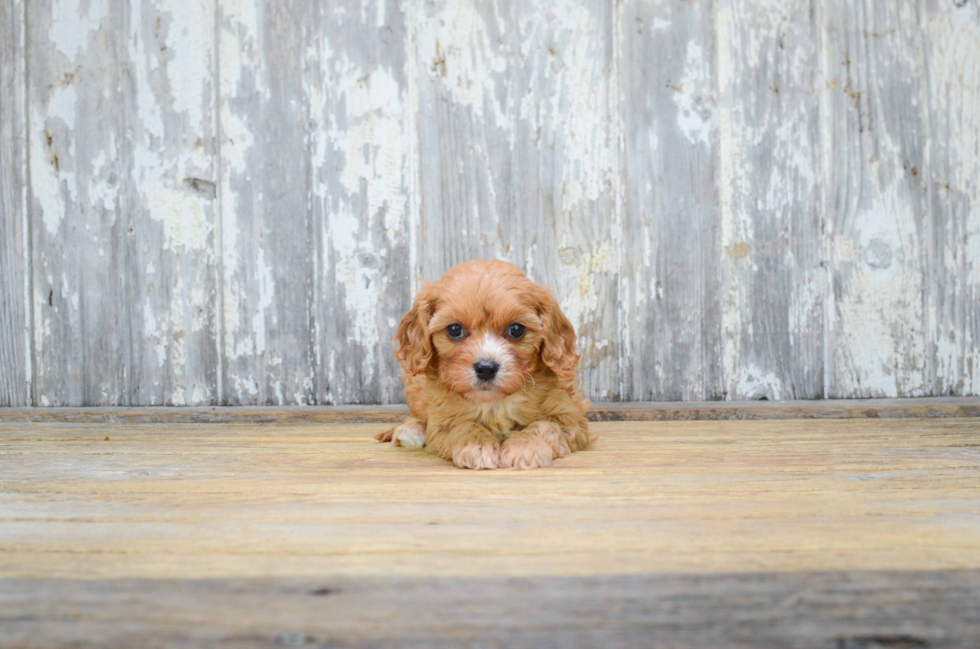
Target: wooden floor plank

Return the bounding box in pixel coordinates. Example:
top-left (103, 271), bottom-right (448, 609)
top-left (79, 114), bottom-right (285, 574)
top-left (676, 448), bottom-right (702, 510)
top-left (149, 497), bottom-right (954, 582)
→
top-left (1, 396), bottom-right (979, 424)
top-left (1, 418), bottom-right (979, 646)
top-left (2, 572), bottom-right (978, 649)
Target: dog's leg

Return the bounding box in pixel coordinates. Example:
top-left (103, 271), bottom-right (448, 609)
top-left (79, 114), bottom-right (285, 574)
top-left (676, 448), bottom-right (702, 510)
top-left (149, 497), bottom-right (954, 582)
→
top-left (375, 418), bottom-right (426, 447)
top-left (499, 421), bottom-right (571, 470)
top-left (393, 419), bottom-right (426, 448)
top-left (427, 421), bottom-right (500, 470)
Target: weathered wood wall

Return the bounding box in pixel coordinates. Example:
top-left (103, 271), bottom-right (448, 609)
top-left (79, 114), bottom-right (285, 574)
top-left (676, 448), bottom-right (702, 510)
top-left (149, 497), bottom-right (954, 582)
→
top-left (1, 0), bottom-right (978, 406)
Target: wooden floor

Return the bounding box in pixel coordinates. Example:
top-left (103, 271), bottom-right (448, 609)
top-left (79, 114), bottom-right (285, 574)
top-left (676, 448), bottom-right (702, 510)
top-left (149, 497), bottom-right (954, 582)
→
top-left (2, 413), bottom-right (979, 647)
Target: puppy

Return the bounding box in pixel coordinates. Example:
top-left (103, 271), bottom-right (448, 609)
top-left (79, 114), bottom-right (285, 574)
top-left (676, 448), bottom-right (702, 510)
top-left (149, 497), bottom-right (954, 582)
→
top-left (376, 259), bottom-right (593, 469)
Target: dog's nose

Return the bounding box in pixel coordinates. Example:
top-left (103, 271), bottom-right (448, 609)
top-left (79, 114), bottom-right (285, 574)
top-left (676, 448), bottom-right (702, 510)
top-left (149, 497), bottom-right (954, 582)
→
top-left (473, 360), bottom-right (499, 382)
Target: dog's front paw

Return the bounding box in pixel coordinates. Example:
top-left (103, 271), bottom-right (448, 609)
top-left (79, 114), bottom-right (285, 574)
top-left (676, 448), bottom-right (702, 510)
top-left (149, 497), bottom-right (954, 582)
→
top-left (499, 435), bottom-right (554, 470)
top-left (392, 420), bottom-right (426, 448)
top-left (452, 439), bottom-right (500, 470)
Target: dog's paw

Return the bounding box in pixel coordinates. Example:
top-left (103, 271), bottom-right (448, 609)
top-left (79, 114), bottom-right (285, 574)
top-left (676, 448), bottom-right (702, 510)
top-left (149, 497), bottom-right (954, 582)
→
top-left (499, 435), bottom-right (554, 470)
top-left (452, 439), bottom-right (500, 470)
top-left (392, 420), bottom-right (426, 448)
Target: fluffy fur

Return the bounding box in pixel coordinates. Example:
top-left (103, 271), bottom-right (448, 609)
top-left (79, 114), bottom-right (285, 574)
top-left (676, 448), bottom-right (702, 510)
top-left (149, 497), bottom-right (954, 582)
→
top-left (376, 259), bottom-right (593, 470)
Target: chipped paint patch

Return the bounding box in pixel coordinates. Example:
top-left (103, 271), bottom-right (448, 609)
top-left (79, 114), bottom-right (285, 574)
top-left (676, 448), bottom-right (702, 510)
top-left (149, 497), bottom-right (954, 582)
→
top-left (736, 365), bottom-right (784, 401)
top-left (674, 41), bottom-right (715, 146)
top-left (830, 178), bottom-right (927, 397)
top-left (415, 0), bottom-right (509, 125)
top-left (326, 212), bottom-right (383, 378)
top-left (146, 185), bottom-right (212, 251)
top-left (31, 111), bottom-right (68, 236)
top-left (50, 0), bottom-right (109, 61)
top-left (557, 239), bottom-right (612, 371)
top-left (249, 244), bottom-right (274, 357)
top-left (326, 62), bottom-right (407, 239)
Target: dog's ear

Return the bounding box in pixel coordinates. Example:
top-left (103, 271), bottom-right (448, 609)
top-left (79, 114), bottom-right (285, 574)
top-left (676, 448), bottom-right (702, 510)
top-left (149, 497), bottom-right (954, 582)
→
top-left (394, 283), bottom-right (437, 376)
top-left (532, 285), bottom-right (579, 381)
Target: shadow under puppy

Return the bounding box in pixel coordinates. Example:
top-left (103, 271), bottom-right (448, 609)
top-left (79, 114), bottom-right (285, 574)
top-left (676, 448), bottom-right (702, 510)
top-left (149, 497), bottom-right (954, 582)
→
top-left (376, 259), bottom-right (594, 469)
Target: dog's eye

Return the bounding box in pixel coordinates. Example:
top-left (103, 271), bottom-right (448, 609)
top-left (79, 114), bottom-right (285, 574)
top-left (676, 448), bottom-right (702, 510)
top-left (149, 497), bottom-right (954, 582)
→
top-left (507, 323), bottom-right (526, 339)
top-left (446, 324), bottom-right (465, 339)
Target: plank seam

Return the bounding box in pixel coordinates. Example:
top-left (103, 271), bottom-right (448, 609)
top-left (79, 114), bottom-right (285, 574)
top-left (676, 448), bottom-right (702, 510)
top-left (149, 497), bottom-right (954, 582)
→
top-left (3, 398), bottom-right (978, 424)
top-left (23, 0), bottom-right (35, 408)
top-left (307, 0), bottom-right (319, 406)
top-left (817, 0), bottom-right (832, 400)
top-left (212, 0), bottom-right (225, 406)
top-left (406, 2), bottom-right (421, 307)
top-left (612, 0), bottom-right (627, 401)
top-left (917, 0), bottom-right (937, 394)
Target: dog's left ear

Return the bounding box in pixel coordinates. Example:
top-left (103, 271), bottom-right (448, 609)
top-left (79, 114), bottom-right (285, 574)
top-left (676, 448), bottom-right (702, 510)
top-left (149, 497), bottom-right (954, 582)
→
top-left (532, 285), bottom-right (579, 381)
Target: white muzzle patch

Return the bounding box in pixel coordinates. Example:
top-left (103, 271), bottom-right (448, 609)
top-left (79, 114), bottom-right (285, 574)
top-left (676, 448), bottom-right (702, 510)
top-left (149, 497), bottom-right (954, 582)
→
top-left (472, 333), bottom-right (514, 388)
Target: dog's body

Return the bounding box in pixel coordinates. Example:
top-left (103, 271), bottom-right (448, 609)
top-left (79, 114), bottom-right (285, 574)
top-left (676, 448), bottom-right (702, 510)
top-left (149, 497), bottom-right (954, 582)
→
top-left (376, 260), bottom-right (593, 469)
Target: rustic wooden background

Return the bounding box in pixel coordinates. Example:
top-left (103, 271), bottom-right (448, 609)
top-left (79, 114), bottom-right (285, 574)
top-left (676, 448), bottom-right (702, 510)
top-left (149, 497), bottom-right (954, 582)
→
top-left (1, 0), bottom-right (978, 407)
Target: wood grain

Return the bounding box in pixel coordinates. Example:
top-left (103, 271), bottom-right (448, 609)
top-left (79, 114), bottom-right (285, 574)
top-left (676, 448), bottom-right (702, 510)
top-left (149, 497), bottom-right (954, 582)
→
top-left (2, 418), bottom-right (978, 579)
top-left (619, 0), bottom-right (724, 401)
top-left (217, 0), bottom-right (414, 406)
top-left (823, 0), bottom-right (932, 397)
top-left (1, 417), bottom-right (979, 645)
top-left (27, 0), bottom-right (219, 406)
top-left (2, 571), bottom-right (978, 648)
top-left (311, 0), bottom-right (414, 406)
top-left (0, 0), bottom-right (29, 406)
top-left (922, 0), bottom-right (980, 397)
top-left (217, 0), bottom-right (318, 405)
top-left (716, 0), bottom-right (824, 399)
top-left (1, 397), bottom-right (978, 424)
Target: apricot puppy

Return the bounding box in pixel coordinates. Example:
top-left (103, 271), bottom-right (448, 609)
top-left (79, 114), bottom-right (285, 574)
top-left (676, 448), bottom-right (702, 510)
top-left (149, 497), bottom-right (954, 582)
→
top-left (376, 259), bottom-right (593, 469)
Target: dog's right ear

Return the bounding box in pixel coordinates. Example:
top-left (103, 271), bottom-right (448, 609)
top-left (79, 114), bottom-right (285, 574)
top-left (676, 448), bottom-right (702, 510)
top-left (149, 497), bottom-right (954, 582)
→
top-left (393, 283), bottom-right (437, 376)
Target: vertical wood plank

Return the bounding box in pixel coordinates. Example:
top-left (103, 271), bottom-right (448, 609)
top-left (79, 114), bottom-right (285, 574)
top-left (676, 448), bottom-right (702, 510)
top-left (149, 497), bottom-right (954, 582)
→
top-left (619, 0), bottom-right (723, 400)
top-left (413, 0), bottom-right (622, 400)
top-left (822, 0), bottom-right (930, 397)
top-left (921, 0), bottom-right (980, 396)
top-left (0, 0), bottom-right (30, 406)
top-left (218, 0), bottom-right (318, 405)
top-left (28, 0), bottom-right (219, 405)
top-left (310, 0), bottom-right (415, 405)
top-left (715, 0), bottom-right (824, 399)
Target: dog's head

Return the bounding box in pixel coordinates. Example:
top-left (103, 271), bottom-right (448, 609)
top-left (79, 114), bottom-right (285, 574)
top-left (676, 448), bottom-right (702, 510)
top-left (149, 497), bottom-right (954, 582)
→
top-left (394, 260), bottom-right (578, 402)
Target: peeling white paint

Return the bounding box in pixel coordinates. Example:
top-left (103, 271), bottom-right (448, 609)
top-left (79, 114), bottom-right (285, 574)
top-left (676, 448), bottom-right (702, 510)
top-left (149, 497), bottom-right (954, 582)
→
top-left (675, 41), bottom-right (715, 146)
top-left (736, 365), bottom-right (784, 401)
top-left (31, 78), bottom-right (80, 237)
top-left (31, 104), bottom-right (67, 236)
top-left (15, 0), bottom-right (980, 407)
top-left (416, 0), bottom-right (509, 126)
top-left (148, 186), bottom-right (212, 251)
top-left (246, 243), bottom-right (274, 357)
top-left (50, 0), bottom-right (109, 61)
top-left (158, 0), bottom-right (212, 130)
top-left (327, 211), bottom-right (382, 375)
top-left (830, 178), bottom-right (927, 397)
top-left (926, 1), bottom-right (980, 395)
top-left (717, 0), bottom-right (823, 399)
top-left (558, 240), bottom-right (611, 342)
top-left (717, 2), bottom-right (741, 392)
top-left (143, 301), bottom-right (167, 368)
top-left (87, 150), bottom-right (120, 211)
top-left (231, 374), bottom-right (260, 401)
top-left (327, 62), bottom-right (407, 237)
